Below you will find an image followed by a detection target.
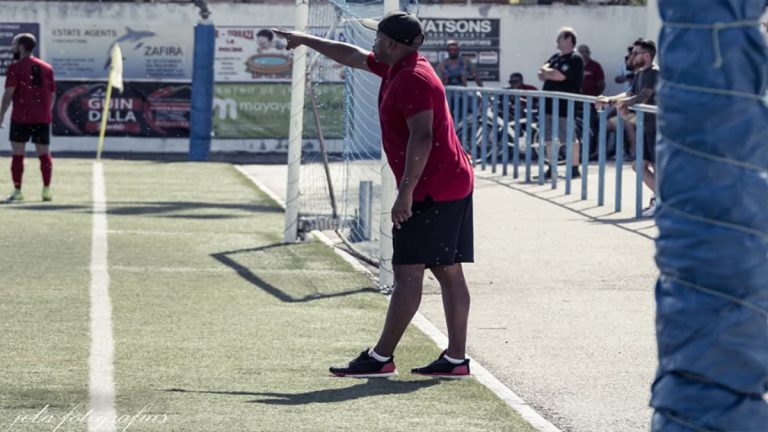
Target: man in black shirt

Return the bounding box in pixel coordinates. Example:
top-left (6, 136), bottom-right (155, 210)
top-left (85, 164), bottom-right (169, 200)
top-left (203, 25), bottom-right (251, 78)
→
top-left (538, 27), bottom-right (584, 179)
top-left (596, 39), bottom-right (659, 217)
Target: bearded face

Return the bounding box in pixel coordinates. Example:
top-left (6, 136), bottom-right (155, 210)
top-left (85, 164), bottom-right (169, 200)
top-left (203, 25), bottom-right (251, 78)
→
top-left (11, 40), bottom-right (20, 60)
top-left (447, 46), bottom-right (459, 60)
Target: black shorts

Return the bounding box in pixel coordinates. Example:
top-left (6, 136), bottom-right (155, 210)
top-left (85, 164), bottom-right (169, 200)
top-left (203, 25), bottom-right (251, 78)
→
top-left (392, 193), bottom-right (474, 267)
top-left (643, 130), bottom-right (656, 163)
top-left (642, 116), bottom-right (657, 163)
top-left (9, 121), bottom-right (50, 145)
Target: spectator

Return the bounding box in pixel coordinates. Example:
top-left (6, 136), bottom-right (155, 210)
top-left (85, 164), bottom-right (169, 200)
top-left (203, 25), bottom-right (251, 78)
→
top-left (505, 72), bottom-right (537, 91)
top-left (538, 26), bottom-right (584, 179)
top-left (596, 38), bottom-right (659, 217)
top-left (500, 72), bottom-right (537, 118)
top-left (436, 40), bottom-right (482, 88)
top-left (614, 45), bottom-right (636, 91)
top-left (577, 44), bottom-right (605, 96)
top-left (438, 40), bottom-right (482, 117)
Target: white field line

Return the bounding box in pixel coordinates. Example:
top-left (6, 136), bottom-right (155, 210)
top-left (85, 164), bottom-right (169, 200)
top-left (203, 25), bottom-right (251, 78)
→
top-left (89, 161), bottom-right (116, 432)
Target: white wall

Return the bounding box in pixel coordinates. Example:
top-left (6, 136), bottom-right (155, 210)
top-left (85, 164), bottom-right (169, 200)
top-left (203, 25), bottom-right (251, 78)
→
top-left (419, 3), bottom-right (646, 94)
top-left (646, 0), bottom-right (661, 43)
top-left (0, 1), bottom-right (646, 154)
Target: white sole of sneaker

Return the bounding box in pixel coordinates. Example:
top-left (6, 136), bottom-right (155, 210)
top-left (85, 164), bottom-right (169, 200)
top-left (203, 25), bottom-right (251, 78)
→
top-left (332, 371), bottom-right (398, 378)
top-left (412, 373), bottom-right (471, 380)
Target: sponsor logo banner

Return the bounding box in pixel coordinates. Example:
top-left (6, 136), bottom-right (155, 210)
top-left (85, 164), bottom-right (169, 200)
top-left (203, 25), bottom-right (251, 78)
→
top-left (213, 82), bottom-right (344, 139)
top-left (48, 25), bottom-right (193, 80)
top-left (53, 81), bottom-right (191, 137)
top-left (420, 18), bottom-right (501, 82)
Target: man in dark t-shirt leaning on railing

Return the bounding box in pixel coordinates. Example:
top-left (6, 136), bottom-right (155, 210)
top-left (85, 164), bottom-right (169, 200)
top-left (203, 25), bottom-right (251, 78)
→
top-left (596, 39), bottom-right (659, 217)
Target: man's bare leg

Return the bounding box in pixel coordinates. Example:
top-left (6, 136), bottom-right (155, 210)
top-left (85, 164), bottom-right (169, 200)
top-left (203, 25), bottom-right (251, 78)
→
top-left (430, 263), bottom-right (470, 359)
top-left (8, 142), bottom-right (25, 199)
top-left (643, 161), bottom-right (656, 192)
top-left (372, 264), bottom-right (425, 357)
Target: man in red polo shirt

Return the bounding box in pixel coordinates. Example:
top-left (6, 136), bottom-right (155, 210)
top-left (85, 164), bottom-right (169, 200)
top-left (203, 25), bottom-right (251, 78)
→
top-left (0, 33), bottom-right (55, 202)
top-left (274, 11), bottom-right (475, 379)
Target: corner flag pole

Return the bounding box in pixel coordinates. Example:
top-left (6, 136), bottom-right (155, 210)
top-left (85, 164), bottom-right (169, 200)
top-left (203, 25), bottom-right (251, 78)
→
top-left (97, 44), bottom-right (124, 160)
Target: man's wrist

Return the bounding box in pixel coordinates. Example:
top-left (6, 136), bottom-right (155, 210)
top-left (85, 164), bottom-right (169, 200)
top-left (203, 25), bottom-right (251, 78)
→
top-left (398, 183), bottom-right (415, 196)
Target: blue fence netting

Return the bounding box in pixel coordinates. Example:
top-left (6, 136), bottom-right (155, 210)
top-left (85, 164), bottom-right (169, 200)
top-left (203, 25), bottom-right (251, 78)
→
top-left (650, 0), bottom-right (768, 430)
top-left (446, 86), bottom-right (659, 219)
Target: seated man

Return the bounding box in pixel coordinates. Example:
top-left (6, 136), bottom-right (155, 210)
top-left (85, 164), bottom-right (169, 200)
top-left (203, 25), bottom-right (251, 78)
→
top-left (506, 72), bottom-right (537, 91)
top-left (596, 39), bottom-right (659, 217)
top-left (500, 72), bottom-right (537, 118)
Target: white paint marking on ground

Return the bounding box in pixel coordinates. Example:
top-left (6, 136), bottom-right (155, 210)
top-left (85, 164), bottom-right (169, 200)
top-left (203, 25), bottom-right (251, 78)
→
top-left (237, 164), bottom-right (562, 432)
top-left (89, 162), bottom-right (117, 432)
top-left (411, 313), bottom-right (562, 432)
top-left (235, 165), bottom-right (375, 280)
top-left (313, 231), bottom-right (376, 279)
top-left (234, 165), bottom-right (286, 208)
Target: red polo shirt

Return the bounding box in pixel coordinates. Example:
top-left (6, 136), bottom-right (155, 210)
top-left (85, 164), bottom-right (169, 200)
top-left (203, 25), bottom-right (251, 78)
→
top-left (5, 56), bottom-right (56, 124)
top-left (582, 60), bottom-right (605, 97)
top-left (367, 52), bottom-right (473, 202)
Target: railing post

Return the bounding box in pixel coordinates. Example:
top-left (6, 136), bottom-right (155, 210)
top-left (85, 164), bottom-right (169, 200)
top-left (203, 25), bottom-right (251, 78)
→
top-left (538, 95), bottom-right (546, 185)
top-left (452, 89), bottom-right (460, 130)
top-left (565, 99), bottom-right (575, 195)
top-left (491, 92), bottom-right (499, 174)
top-left (470, 92), bottom-right (479, 165)
top-left (480, 92), bottom-right (489, 171)
top-left (615, 115), bottom-right (624, 212)
top-left (502, 92), bottom-right (510, 176)
top-left (598, 109), bottom-right (607, 206)
top-left (461, 90), bottom-right (469, 152)
top-left (513, 95), bottom-right (521, 179)
top-left (525, 95), bottom-right (533, 182)
top-left (581, 101), bottom-right (591, 200)
top-left (635, 111), bottom-right (645, 218)
top-left (551, 98), bottom-right (559, 189)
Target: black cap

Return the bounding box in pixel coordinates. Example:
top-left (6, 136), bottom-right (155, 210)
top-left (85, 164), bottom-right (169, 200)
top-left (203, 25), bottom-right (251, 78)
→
top-left (361, 11), bottom-right (423, 46)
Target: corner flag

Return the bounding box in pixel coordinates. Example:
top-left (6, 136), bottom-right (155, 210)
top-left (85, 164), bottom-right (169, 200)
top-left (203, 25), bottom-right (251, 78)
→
top-left (97, 44), bottom-right (123, 160)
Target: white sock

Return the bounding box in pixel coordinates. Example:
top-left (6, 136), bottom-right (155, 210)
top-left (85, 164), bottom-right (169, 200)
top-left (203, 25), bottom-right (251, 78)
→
top-left (443, 353), bottom-right (465, 364)
top-left (369, 348), bottom-right (391, 362)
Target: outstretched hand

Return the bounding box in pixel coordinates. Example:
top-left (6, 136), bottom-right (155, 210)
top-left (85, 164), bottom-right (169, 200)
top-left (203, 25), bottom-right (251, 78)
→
top-left (272, 28), bottom-right (305, 50)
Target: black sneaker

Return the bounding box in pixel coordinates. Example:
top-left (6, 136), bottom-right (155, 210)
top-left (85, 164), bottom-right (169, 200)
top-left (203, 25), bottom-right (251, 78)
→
top-left (329, 349), bottom-right (397, 378)
top-left (569, 166), bottom-right (581, 179)
top-left (541, 167), bottom-right (553, 180)
top-left (411, 351), bottom-right (470, 379)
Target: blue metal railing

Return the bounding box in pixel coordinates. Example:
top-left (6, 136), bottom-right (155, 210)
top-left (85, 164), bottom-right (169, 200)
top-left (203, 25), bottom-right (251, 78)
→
top-left (446, 86), bottom-right (658, 219)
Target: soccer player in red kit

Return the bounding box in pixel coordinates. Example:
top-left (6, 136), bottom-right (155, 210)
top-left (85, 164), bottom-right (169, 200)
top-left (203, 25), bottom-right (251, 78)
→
top-left (0, 33), bottom-right (56, 202)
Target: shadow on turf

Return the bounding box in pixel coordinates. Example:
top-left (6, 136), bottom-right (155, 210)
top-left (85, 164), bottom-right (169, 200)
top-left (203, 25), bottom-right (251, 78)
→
top-left (212, 243), bottom-right (380, 303)
top-left (4, 201), bottom-right (281, 219)
top-left (166, 379), bottom-right (441, 405)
